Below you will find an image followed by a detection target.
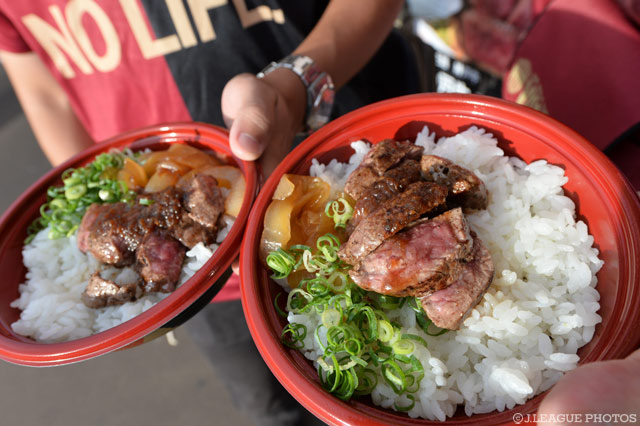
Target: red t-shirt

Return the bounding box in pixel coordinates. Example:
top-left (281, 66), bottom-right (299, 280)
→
top-left (0, 0), bottom-right (312, 142)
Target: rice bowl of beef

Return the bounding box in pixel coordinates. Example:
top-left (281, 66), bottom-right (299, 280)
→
top-left (239, 94), bottom-right (640, 425)
top-left (0, 122), bottom-right (258, 366)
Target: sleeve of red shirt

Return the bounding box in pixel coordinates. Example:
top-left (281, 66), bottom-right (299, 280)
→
top-left (0, 9), bottom-right (30, 53)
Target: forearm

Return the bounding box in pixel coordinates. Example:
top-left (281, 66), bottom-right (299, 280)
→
top-left (21, 92), bottom-right (94, 167)
top-left (1, 51), bottom-right (94, 167)
top-left (257, 0), bottom-right (403, 134)
top-left (294, 0), bottom-right (403, 89)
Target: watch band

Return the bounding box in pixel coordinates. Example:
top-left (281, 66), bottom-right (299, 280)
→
top-left (257, 55), bottom-right (335, 132)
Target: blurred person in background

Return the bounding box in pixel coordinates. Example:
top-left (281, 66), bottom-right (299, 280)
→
top-left (0, 1), bottom-right (420, 425)
top-left (405, 0), bottom-right (639, 188)
top-left (457, 0), bottom-right (640, 190)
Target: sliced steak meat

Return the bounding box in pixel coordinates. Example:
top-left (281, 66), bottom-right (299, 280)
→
top-left (142, 187), bottom-right (184, 230)
top-left (348, 159), bottom-right (421, 233)
top-left (421, 235), bottom-right (494, 330)
top-left (81, 272), bottom-right (142, 309)
top-left (384, 158), bottom-right (422, 185)
top-left (79, 173), bottom-right (225, 307)
top-left (136, 230), bottom-right (186, 293)
top-left (349, 178), bottom-right (400, 234)
top-left (420, 155), bottom-right (488, 211)
top-left (177, 174), bottom-right (224, 231)
top-left (78, 187), bottom-right (184, 265)
top-left (344, 140), bottom-right (423, 200)
top-left (78, 178), bottom-right (221, 262)
top-left (339, 181), bottom-right (448, 266)
top-left (349, 208), bottom-right (474, 297)
top-left (363, 139), bottom-right (424, 175)
top-left (171, 212), bottom-right (216, 248)
top-left (78, 202), bottom-right (147, 266)
top-left (343, 165), bottom-right (380, 201)
top-left (77, 203), bottom-right (101, 253)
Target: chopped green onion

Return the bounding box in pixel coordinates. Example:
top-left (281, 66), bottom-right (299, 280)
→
top-left (268, 232), bottom-right (452, 406)
top-left (281, 323), bottom-right (307, 349)
top-left (401, 333), bottom-right (428, 349)
top-left (286, 288), bottom-right (314, 313)
top-left (26, 150), bottom-right (139, 243)
top-left (392, 338), bottom-right (415, 355)
top-left (49, 199), bottom-right (66, 210)
top-left (378, 320), bottom-right (395, 343)
top-left (394, 394), bottom-right (416, 412)
top-left (274, 293), bottom-right (287, 318)
top-left (65, 184), bottom-right (87, 200)
top-left (321, 308), bottom-right (341, 327)
top-left (354, 368), bottom-right (377, 395)
top-left (324, 198), bottom-right (353, 229)
top-left (266, 248), bottom-right (297, 279)
top-left (327, 271), bottom-right (348, 292)
top-left (382, 359), bottom-right (406, 393)
top-left (98, 189), bottom-right (112, 201)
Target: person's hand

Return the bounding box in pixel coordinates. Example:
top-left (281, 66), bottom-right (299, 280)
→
top-left (221, 71), bottom-right (305, 176)
top-left (222, 71), bottom-right (306, 277)
top-left (538, 348), bottom-right (640, 423)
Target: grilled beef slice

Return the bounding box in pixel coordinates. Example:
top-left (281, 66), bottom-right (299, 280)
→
top-left (177, 174), bottom-right (224, 231)
top-left (78, 174), bottom-right (223, 261)
top-left (338, 181), bottom-right (447, 266)
top-left (82, 231), bottom-right (186, 309)
top-left (348, 159), bottom-right (422, 233)
top-left (77, 202), bottom-right (149, 266)
top-left (420, 155), bottom-right (488, 211)
top-left (136, 230), bottom-right (186, 293)
top-left (77, 203), bottom-right (99, 253)
top-left (349, 208), bottom-right (473, 297)
top-left (78, 173), bottom-right (224, 308)
top-left (421, 235), bottom-right (494, 330)
top-left (170, 174), bottom-right (224, 248)
top-left (81, 272), bottom-right (142, 309)
top-left (344, 140), bottom-right (423, 200)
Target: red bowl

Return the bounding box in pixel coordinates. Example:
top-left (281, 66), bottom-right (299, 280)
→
top-left (0, 122), bottom-right (258, 366)
top-left (240, 93), bottom-right (640, 425)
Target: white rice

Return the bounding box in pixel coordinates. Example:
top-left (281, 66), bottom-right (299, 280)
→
top-left (303, 126), bottom-right (603, 420)
top-left (11, 215), bottom-right (235, 343)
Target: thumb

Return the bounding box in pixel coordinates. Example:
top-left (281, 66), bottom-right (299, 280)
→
top-left (222, 74), bottom-right (277, 161)
top-left (538, 350), bottom-right (640, 422)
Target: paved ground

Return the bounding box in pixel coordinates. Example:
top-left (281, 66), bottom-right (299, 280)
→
top-left (0, 66), bottom-right (321, 426)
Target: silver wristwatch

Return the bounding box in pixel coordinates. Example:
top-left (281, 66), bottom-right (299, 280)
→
top-left (257, 55), bottom-right (335, 132)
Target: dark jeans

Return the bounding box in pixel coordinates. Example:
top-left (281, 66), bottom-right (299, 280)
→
top-left (184, 300), bottom-right (318, 426)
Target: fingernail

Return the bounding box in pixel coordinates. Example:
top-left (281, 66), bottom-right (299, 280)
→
top-left (238, 133), bottom-right (261, 154)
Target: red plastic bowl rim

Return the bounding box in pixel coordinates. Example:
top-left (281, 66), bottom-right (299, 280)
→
top-left (0, 122), bottom-right (258, 366)
top-left (240, 93), bottom-right (640, 426)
